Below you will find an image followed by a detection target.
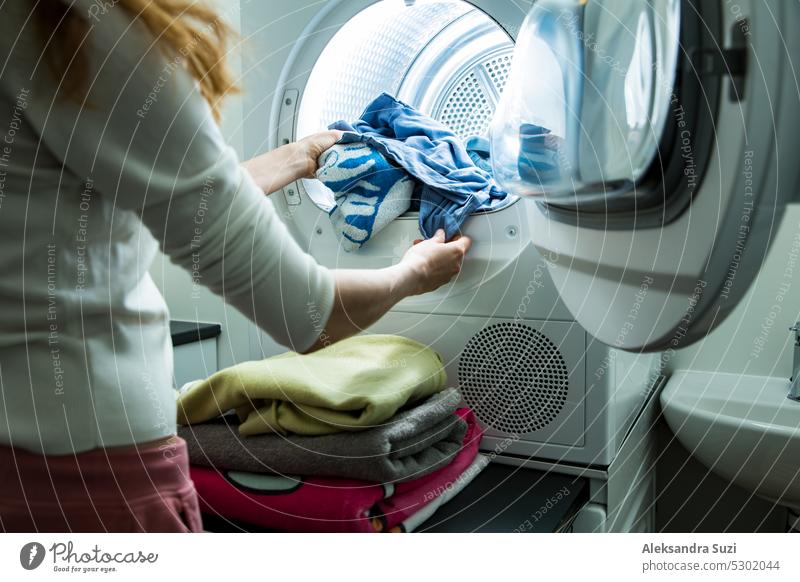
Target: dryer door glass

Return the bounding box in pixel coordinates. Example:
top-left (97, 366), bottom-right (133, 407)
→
top-left (491, 0), bottom-right (680, 203)
top-left (511, 0), bottom-right (800, 352)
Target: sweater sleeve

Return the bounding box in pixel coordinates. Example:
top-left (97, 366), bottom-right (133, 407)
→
top-left (8, 1), bottom-right (334, 351)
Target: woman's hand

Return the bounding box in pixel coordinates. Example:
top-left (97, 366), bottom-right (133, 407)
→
top-left (295, 130), bottom-right (344, 178)
top-left (304, 230), bottom-right (471, 352)
top-left (242, 130), bottom-right (343, 195)
top-left (398, 229), bottom-right (472, 296)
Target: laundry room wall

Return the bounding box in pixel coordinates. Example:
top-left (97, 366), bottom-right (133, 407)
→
top-left (666, 204), bottom-right (800, 379)
top-left (149, 0), bottom-right (257, 370)
top-left (657, 204), bottom-right (800, 532)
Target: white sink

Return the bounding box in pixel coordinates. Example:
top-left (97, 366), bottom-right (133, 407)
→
top-left (661, 370), bottom-right (800, 509)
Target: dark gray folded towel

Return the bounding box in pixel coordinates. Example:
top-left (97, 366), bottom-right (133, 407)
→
top-left (178, 388), bottom-right (466, 483)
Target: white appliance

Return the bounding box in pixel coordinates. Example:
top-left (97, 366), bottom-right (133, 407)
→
top-left (240, 0), bottom-right (800, 468)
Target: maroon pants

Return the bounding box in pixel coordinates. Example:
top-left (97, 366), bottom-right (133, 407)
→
top-left (0, 436), bottom-right (202, 532)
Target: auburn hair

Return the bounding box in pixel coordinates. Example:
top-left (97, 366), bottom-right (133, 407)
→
top-left (34, 0), bottom-right (239, 120)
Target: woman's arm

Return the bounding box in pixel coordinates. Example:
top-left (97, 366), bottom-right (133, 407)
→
top-left (17, 5), bottom-right (467, 355)
top-left (243, 133), bottom-right (474, 351)
top-left (239, 128), bottom-right (474, 351)
top-left (243, 132), bottom-right (473, 351)
top-left (242, 130), bottom-right (342, 194)
top-left (305, 231), bottom-right (471, 352)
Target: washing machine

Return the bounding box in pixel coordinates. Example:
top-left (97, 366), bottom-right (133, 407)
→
top-left (240, 0), bottom-right (800, 468)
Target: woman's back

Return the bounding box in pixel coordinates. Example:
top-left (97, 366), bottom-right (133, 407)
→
top-left (0, 0), bottom-right (334, 454)
top-left (0, 1), bottom-right (176, 453)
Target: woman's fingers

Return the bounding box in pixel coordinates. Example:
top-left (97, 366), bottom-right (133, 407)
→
top-left (445, 235), bottom-right (472, 266)
top-left (448, 235), bottom-right (472, 253)
top-left (300, 130), bottom-right (345, 175)
top-left (319, 130), bottom-right (344, 149)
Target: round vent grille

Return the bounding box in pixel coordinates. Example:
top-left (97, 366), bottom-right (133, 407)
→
top-left (458, 322), bottom-right (569, 434)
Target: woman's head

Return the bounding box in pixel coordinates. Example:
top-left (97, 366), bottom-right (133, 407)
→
top-left (34, 0), bottom-right (239, 120)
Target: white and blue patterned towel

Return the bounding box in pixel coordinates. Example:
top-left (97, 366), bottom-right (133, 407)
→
top-left (316, 142), bottom-right (414, 252)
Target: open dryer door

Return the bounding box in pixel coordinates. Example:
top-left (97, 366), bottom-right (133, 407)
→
top-left (492, 0), bottom-right (800, 352)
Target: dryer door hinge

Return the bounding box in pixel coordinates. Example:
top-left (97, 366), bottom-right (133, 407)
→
top-left (690, 20), bottom-right (749, 101)
top-left (278, 89), bottom-right (301, 206)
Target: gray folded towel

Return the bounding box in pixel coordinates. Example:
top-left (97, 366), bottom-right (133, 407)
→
top-left (178, 388), bottom-right (466, 483)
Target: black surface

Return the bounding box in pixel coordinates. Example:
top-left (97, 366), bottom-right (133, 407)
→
top-left (417, 463), bottom-right (588, 533)
top-left (170, 320), bottom-right (222, 347)
top-left (200, 462), bottom-right (588, 533)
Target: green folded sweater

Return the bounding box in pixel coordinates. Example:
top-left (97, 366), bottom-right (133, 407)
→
top-left (176, 335), bottom-right (448, 436)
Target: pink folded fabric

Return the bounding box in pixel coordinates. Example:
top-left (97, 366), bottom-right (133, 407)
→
top-left (192, 409), bottom-right (485, 532)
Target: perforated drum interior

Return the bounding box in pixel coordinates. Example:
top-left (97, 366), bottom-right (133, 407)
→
top-left (295, 0), bottom-right (514, 211)
top-left (458, 322), bottom-right (569, 434)
top-left (429, 53), bottom-right (513, 139)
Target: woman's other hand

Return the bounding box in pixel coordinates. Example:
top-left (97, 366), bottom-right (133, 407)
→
top-left (304, 229), bottom-right (472, 353)
top-left (296, 130), bottom-right (344, 178)
top-left (242, 130), bottom-right (343, 195)
top-left (399, 229), bottom-right (472, 295)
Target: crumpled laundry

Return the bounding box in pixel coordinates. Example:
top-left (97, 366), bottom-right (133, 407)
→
top-left (316, 141), bottom-right (414, 251)
top-left (178, 388), bottom-right (467, 483)
top-left (329, 93), bottom-right (512, 240)
top-left (189, 409), bottom-right (488, 533)
top-left (176, 334), bottom-right (447, 436)
top-left (464, 135), bottom-right (493, 176)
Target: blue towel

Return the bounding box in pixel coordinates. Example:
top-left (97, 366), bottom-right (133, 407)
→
top-left (464, 136), bottom-right (494, 176)
top-left (316, 142), bottom-right (414, 251)
top-left (329, 93), bottom-right (512, 239)
top-left (518, 124), bottom-right (564, 186)
top-left (467, 132), bottom-right (564, 186)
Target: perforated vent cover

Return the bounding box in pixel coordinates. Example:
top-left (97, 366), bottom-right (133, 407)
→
top-left (458, 322), bottom-right (569, 434)
top-left (484, 53), bottom-right (512, 92)
top-left (438, 72), bottom-right (490, 139)
top-left (435, 53), bottom-right (513, 139)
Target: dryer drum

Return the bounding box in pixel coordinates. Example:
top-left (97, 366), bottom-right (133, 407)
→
top-left (296, 1), bottom-right (516, 212)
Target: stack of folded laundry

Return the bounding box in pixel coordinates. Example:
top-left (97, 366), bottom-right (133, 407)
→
top-left (176, 334), bottom-right (488, 532)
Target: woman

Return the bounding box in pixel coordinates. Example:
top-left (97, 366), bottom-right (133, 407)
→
top-left (0, 0), bottom-right (470, 532)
